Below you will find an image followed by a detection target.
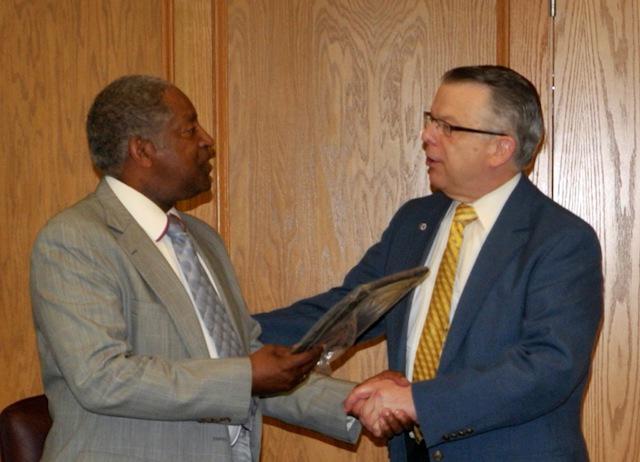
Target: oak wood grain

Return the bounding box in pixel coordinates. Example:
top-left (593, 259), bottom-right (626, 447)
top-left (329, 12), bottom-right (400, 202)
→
top-left (227, 1), bottom-right (497, 459)
top-left (3, 2), bottom-right (635, 461)
top-left (173, 0), bottom-right (219, 224)
top-left (554, 1), bottom-right (640, 460)
top-left (0, 0), bottom-right (167, 410)
top-left (508, 0), bottom-right (552, 195)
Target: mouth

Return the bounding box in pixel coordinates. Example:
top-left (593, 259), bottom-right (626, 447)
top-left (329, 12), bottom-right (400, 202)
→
top-left (202, 161), bottom-right (213, 178)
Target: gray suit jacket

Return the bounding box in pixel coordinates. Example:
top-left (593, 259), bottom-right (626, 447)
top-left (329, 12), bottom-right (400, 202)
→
top-left (31, 180), bottom-right (359, 462)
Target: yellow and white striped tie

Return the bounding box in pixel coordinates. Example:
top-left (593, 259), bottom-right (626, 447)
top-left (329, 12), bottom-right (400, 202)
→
top-left (413, 203), bottom-right (477, 381)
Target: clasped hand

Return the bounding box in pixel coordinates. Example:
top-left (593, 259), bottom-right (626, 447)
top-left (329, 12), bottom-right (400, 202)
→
top-left (344, 370), bottom-right (417, 440)
top-left (250, 349), bottom-right (416, 440)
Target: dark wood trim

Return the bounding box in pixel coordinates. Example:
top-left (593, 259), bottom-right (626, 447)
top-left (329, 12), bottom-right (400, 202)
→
top-left (162, 0), bottom-right (175, 81)
top-left (213, 0), bottom-right (230, 244)
top-left (496, 0), bottom-right (510, 66)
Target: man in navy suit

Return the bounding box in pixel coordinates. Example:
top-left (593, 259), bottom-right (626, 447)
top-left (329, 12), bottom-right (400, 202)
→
top-left (256, 65), bottom-right (603, 461)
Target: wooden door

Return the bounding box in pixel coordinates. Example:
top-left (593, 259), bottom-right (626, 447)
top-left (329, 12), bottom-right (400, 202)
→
top-left (0, 0), bottom-right (170, 411)
top-left (227, 1), bottom-right (640, 460)
top-left (226, 1), bottom-right (506, 460)
top-left (0, 0), bottom-right (218, 412)
top-left (553, 1), bottom-right (640, 460)
top-left (505, 1), bottom-right (640, 459)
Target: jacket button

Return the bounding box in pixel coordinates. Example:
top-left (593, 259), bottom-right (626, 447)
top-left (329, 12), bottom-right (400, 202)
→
top-left (432, 449), bottom-right (444, 461)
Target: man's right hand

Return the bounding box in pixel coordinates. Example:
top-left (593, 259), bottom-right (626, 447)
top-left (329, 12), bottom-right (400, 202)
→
top-left (250, 344), bottom-right (322, 396)
top-left (344, 370), bottom-right (416, 439)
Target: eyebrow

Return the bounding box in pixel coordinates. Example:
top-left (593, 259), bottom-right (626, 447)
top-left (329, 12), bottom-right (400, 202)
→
top-left (430, 111), bottom-right (460, 125)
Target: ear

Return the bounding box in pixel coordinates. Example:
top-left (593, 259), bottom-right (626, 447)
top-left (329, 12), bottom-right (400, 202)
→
top-left (488, 136), bottom-right (517, 168)
top-left (127, 136), bottom-right (155, 168)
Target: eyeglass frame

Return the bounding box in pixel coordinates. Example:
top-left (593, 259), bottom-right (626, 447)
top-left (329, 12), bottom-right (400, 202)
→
top-left (423, 111), bottom-right (508, 137)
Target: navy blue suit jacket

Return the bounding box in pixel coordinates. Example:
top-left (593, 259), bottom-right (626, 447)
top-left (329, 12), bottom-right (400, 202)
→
top-left (256, 176), bottom-right (603, 461)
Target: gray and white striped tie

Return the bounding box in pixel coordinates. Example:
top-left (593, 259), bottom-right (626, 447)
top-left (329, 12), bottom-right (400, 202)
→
top-left (166, 214), bottom-right (243, 357)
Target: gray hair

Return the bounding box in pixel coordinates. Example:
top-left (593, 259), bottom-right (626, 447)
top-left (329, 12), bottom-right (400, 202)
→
top-left (86, 75), bottom-right (173, 175)
top-left (442, 65), bottom-right (544, 169)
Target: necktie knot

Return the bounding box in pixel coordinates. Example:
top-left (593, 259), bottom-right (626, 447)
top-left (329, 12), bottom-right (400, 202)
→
top-left (166, 214), bottom-right (187, 241)
top-left (454, 204), bottom-right (477, 227)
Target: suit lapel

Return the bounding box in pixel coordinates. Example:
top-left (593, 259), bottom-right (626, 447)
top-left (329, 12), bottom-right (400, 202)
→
top-left (439, 177), bottom-right (534, 369)
top-left (96, 181), bottom-right (210, 358)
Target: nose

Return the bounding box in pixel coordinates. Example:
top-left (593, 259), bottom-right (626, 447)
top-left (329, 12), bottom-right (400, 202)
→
top-left (422, 121), bottom-right (438, 146)
top-left (198, 124), bottom-right (215, 156)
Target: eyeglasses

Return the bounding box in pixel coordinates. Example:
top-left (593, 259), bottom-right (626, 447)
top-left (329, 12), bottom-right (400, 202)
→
top-left (423, 111), bottom-right (508, 137)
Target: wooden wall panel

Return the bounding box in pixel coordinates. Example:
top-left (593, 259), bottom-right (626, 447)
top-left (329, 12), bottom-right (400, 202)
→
top-left (173, 0), bottom-right (219, 226)
top-left (227, 1), bottom-right (497, 460)
top-left (5, 1), bottom-right (633, 461)
top-left (554, 1), bottom-right (640, 460)
top-left (0, 0), bottom-right (168, 411)
top-left (507, 0), bottom-right (552, 195)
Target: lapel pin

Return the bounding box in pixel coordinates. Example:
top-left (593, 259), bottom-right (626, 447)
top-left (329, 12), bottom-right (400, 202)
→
top-left (419, 222), bottom-right (427, 231)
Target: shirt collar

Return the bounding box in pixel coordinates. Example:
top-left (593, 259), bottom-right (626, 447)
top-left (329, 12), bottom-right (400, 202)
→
top-left (105, 176), bottom-right (178, 242)
top-left (466, 173), bottom-right (521, 231)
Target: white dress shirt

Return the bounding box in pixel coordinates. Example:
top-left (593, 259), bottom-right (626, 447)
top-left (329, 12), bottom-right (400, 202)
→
top-left (405, 174), bottom-right (521, 377)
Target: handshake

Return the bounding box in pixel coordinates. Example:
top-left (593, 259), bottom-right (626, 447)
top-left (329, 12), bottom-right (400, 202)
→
top-left (344, 370), bottom-right (417, 440)
top-left (250, 345), bottom-right (417, 440)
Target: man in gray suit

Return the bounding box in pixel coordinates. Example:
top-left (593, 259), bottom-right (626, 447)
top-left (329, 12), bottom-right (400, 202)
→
top-left (30, 75), bottom-right (362, 461)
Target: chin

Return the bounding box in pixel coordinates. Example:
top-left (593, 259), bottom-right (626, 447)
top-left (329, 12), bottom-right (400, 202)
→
top-left (194, 185), bottom-right (212, 197)
top-left (427, 174), bottom-right (443, 192)
top-left (196, 175), bottom-right (212, 191)
top-left (429, 183), bottom-right (443, 193)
